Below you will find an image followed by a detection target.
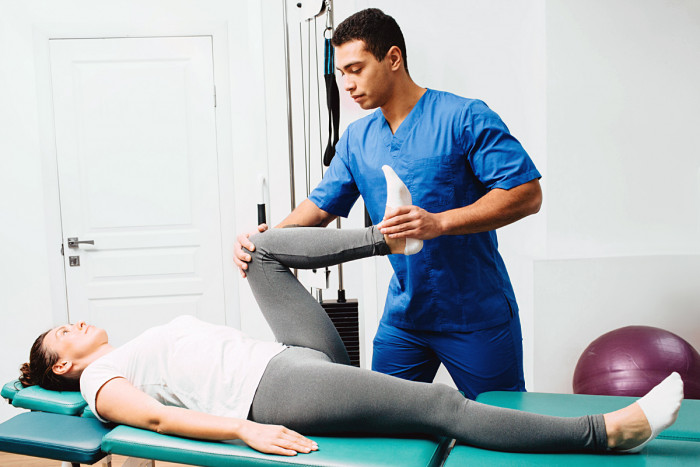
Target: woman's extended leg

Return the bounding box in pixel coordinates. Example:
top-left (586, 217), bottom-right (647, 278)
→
top-left (244, 226), bottom-right (390, 364)
top-left (252, 350), bottom-right (683, 453)
top-left (252, 348), bottom-right (608, 452)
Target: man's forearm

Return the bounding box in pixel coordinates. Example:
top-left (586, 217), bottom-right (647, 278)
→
top-left (437, 179), bottom-right (542, 235)
top-left (276, 199), bottom-right (337, 228)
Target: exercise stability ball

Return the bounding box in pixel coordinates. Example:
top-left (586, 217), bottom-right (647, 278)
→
top-left (573, 326), bottom-right (700, 399)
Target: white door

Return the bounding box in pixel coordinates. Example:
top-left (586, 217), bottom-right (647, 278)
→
top-left (50, 36), bottom-right (226, 345)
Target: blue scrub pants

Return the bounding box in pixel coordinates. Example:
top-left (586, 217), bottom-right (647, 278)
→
top-left (372, 316), bottom-right (526, 400)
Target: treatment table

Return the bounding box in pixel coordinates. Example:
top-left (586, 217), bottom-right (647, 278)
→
top-left (2, 379), bottom-right (699, 466)
top-left (445, 391), bottom-right (700, 466)
top-left (0, 379), bottom-right (450, 466)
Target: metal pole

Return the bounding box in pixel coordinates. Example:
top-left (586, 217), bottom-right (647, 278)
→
top-left (282, 0), bottom-right (296, 211)
top-left (336, 218), bottom-right (345, 300)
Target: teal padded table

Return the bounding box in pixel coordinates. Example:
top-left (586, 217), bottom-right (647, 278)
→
top-left (103, 426), bottom-right (451, 467)
top-left (0, 412), bottom-right (111, 465)
top-left (445, 439), bottom-right (700, 466)
top-left (477, 391), bottom-right (700, 442)
top-left (444, 391), bottom-right (700, 466)
top-left (6, 383), bottom-right (87, 415)
top-left (2, 379), bottom-right (451, 466)
top-left (1, 380), bottom-right (21, 400)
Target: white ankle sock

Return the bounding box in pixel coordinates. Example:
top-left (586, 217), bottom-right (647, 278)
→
top-left (382, 165), bottom-right (423, 255)
top-left (622, 372), bottom-right (684, 453)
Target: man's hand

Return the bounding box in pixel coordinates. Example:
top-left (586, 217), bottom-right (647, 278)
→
top-left (378, 180), bottom-right (542, 239)
top-left (237, 420), bottom-right (318, 456)
top-left (377, 206), bottom-right (444, 240)
top-left (234, 223), bottom-right (268, 278)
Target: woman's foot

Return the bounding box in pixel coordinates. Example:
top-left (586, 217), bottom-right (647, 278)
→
top-left (604, 372), bottom-right (683, 452)
top-left (382, 165), bottom-right (423, 255)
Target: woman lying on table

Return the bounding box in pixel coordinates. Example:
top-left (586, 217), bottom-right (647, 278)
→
top-left (20, 188), bottom-right (682, 457)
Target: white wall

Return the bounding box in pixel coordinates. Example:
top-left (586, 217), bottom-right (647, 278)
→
top-left (534, 0), bottom-right (700, 393)
top-left (534, 255), bottom-right (700, 394)
top-left (0, 1), bottom-right (56, 419)
top-left (546, 0), bottom-right (700, 258)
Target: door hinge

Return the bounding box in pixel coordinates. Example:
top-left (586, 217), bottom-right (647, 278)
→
top-left (61, 243), bottom-right (64, 256)
top-left (214, 86), bottom-right (217, 108)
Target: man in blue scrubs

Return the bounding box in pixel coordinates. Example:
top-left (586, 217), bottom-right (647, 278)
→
top-left (235, 8), bottom-right (542, 399)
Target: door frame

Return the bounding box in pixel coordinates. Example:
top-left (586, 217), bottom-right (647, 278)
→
top-left (34, 21), bottom-right (242, 328)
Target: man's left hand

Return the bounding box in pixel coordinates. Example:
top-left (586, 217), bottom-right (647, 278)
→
top-left (377, 206), bottom-right (443, 240)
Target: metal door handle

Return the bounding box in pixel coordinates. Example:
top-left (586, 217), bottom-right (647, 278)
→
top-left (67, 237), bottom-right (95, 248)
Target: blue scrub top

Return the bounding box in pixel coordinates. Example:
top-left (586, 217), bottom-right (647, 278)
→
top-left (309, 89), bottom-right (541, 332)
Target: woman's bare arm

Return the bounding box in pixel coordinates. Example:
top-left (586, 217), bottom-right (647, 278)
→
top-left (95, 377), bottom-right (317, 456)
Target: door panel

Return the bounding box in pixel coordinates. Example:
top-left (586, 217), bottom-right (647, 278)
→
top-left (50, 36), bottom-right (225, 345)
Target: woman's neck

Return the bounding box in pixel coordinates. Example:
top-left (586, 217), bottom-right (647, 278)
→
top-left (77, 343), bottom-right (115, 372)
top-left (91, 343), bottom-right (115, 363)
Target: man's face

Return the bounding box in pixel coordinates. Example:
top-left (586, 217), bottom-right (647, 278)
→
top-left (335, 40), bottom-right (394, 110)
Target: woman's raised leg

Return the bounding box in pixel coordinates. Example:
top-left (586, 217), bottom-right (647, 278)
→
top-left (244, 226), bottom-right (390, 364)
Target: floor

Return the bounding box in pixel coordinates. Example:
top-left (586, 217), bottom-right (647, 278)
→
top-left (0, 452), bottom-right (190, 466)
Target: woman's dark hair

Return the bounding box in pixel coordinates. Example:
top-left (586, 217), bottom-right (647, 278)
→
top-left (19, 330), bottom-right (80, 391)
top-left (332, 8), bottom-right (409, 73)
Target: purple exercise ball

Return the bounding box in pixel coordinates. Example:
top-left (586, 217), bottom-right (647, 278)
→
top-left (573, 326), bottom-right (700, 399)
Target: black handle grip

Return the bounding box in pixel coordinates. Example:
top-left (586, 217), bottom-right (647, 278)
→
top-left (257, 204), bottom-right (266, 225)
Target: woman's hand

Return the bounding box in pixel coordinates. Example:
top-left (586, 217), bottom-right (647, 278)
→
top-left (234, 224), bottom-right (268, 278)
top-left (96, 379), bottom-right (318, 455)
top-left (237, 420), bottom-right (318, 456)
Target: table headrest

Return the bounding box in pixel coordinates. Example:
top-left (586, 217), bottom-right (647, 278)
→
top-left (3, 379), bottom-right (87, 416)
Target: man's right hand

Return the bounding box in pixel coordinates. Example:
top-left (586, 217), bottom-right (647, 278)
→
top-left (234, 223), bottom-right (268, 278)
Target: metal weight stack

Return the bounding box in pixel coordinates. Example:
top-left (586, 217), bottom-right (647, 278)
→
top-left (321, 299), bottom-right (360, 367)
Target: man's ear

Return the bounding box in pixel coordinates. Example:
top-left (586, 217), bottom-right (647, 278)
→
top-left (386, 46), bottom-right (404, 71)
top-left (52, 360), bottom-right (73, 376)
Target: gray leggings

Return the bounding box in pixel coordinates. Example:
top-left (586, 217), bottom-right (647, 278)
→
top-left (246, 227), bottom-right (607, 453)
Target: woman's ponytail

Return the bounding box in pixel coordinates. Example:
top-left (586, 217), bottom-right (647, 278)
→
top-left (18, 330), bottom-right (79, 391)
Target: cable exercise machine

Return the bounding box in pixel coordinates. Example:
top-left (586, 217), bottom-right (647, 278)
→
top-left (281, 0), bottom-right (360, 366)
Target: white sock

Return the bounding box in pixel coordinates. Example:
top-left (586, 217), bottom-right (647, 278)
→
top-left (382, 165), bottom-right (423, 255)
top-left (622, 372), bottom-right (684, 453)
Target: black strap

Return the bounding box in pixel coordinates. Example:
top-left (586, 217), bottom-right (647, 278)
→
top-left (323, 38), bottom-right (340, 166)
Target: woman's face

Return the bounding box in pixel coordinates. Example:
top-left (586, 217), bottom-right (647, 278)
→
top-left (43, 321), bottom-right (108, 365)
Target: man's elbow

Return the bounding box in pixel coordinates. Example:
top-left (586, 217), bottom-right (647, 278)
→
top-left (309, 201), bottom-right (337, 227)
top-left (528, 190), bottom-right (542, 215)
top-left (524, 180), bottom-right (542, 216)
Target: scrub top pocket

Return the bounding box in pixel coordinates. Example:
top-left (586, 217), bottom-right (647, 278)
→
top-left (406, 154), bottom-right (457, 209)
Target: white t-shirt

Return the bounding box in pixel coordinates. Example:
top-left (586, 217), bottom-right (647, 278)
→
top-left (80, 315), bottom-right (285, 423)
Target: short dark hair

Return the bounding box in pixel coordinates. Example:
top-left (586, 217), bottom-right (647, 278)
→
top-left (332, 8), bottom-right (408, 73)
top-left (19, 330), bottom-right (80, 391)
